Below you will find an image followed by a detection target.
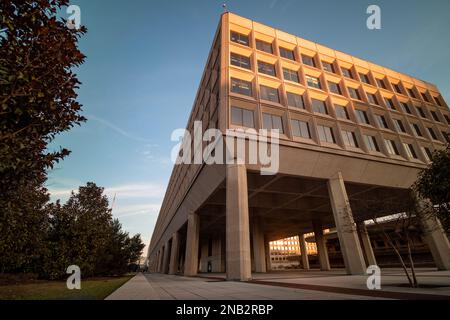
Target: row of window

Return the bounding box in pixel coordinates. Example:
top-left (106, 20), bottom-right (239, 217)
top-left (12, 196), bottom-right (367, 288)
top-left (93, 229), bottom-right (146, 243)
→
top-left (230, 78), bottom-right (450, 142)
top-left (230, 106), bottom-right (437, 161)
top-left (230, 31), bottom-right (446, 107)
top-left (230, 57), bottom-right (449, 123)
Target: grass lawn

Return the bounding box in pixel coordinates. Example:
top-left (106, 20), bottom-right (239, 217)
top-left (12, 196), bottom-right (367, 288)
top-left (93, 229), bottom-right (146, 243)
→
top-left (0, 275), bottom-right (133, 300)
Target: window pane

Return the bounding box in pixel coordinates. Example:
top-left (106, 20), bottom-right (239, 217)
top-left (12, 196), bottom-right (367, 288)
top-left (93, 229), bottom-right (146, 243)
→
top-left (312, 99), bottom-right (327, 114)
top-left (322, 61), bottom-right (335, 73)
top-left (302, 55), bottom-right (315, 67)
top-left (299, 121), bottom-right (310, 138)
top-left (306, 76), bottom-right (321, 89)
top-left (272, 115), bottom-right (284, 133)
top-left (348, 87), bottom-right (360, 100)
top-left (400, 102), bottom-right (411, 114)
top-left (231, 78), bottom-right (253, 96)
top-left (260, 85), bottom-right (279, 103)
top-left (262, 113), bottom-right (272, 129)
top-left (376, 78), bottom-right (386, 89)
top-left (364, 135), bottom-right (379, 152)
top-left (280, 47), bottom-right (295, 60)
top-left (367, 93), bottom-right (378, 105)
top-left (243, 109), bottom-right (255, 128)
top-left (230, 53), bottom-right (251, 69)
top-left (231, 106), bottom-right (243, 125)
top-left (328, 82), bottom-right (341, 95)
top-left (287, 92), bottom-right (304, 109)
top-left (230, 31), bottom-right (249, 46)
top-left (356, 110), bottom-right (369, 124)
top-left (359, 73), bottom-right (370, 84)
top-left (256, 40), bottom-right (273, 53)
top-left (342, 68), bottom-right (352, 78)
top-left (335, 105), bottom-right (349, 119)
top-left (258, 61), bottom-right (276, 76)
top-left (283, 68), bottom-right (299, 83)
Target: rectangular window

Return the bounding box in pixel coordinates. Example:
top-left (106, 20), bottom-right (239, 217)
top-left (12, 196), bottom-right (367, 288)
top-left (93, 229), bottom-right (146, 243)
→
top-left (341, 67), bottom-right (352, 78)
top-left (342, 130), bottom-right (359, 148)
top-left (258, 61), bottom-right (276, 76)
top-left (359, 73), bottom-right (370, 84)
top-left (403, 143), bottom-right (418, 159)
top-left (356, 109), bottom-right (370, 124)
top-left (412, 123), bottom-right (422, 137)
top-left (262, 113), bottom-right (284, 133)
top-left (256, 40), bottom-right (273, 54)
top-left (230, 31), bottom-right (249, 46)
top-left (260, 85), bottom-right (280, 103)
top-left (385, 98), bottom-right (395, 110)
top-left (443, 132), bottom-right (450, 143)
top-left (231, 78), bottom-right (253, 96)
top-left (434, 96), bottom-right (443, 107)
top-left (322, 61), bottom-right (335, 73)
top-left (421, 92), bottom-right (430, 103)
top-left (430, 111), bottom-right (440, 122)
top-left (301, 54), bottom-right (315, 67)
top-left (230, 53), bottom-right (251, 69)
top-left (279, 47), bottom-right (295, 60)
top-left (400, 102), bottom-right (411, 114)
top-left (348, 87), bottom-right (361, 100)
top-left (317, 125), bottom-right (335, 143)
top-left (364, 135), bottom-right (380, 152)
top-left (291, 119), bottom-right (311, 138)
top-left (286, 92), bottom-right (304, 109)
top-left (444, 114), bottom-right (450, 125)
top-left (428, 127), bottom-right (437, 140)
top-left (231, 106), bottom-right (255, 128)
top-left (335, 105), bottom-right (349, 119)
top-left (422, 147), bottom-right (433, 161)
top-left (376, 115), bottom-right (389, 129)
top-left (416, 106), bottom-right (426, 118)
top-left (306, 75), bottom-right (321, 89)
top-left (393, 83), bottom-right (402, 94)
top-left (376, 78), bottom-right (386, 89)
top-left (367, 93), bottom-right (378, 105)
top-left (311, 99), bottom-right (327, 114)
top-left (385, 139), bottom-right (400, 155)
top-left (283, 68), bottom-right (299, 83)
top-left (328, 82), bottom-right (341, 95)
top-left (394, 119), bottom-right (406, 133)
top-left (407, 88), bottom-right (417, 99)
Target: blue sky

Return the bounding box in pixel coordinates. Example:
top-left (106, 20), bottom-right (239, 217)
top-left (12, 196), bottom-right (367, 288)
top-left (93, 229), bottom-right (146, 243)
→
top-left (47, 0), bottom-right (450, 255)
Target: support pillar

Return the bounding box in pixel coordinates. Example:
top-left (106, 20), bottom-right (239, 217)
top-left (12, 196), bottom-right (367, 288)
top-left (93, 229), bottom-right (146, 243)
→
top-left (211, 237), bottom-right (222, 272)
top-left (328, 172), bottom-right (366, 274)
top-left (357, 222), bottom-right (377, 266)
top-left (200, 239), bottom-right (209, 273)
top-left (312, 219), bottom-right (331, 271)
top-left (169, 232), bottom-right (180, 275)
top-left (162, 240), bottom-right (171, 274)
top-left (252, 218), bottom-right (266, 273)
top-left (158, 248), bottom-right (164, 273)
top-left (184, 212), bottom-right (200, 276)
top-left (299, 234), bottom-right (310, 270)
top-left (420, 211), bottom-right (450, 270)
top-left (264, 240), bottom-right (271, 271)
top-left (226, 164), bottom-right (252, 281)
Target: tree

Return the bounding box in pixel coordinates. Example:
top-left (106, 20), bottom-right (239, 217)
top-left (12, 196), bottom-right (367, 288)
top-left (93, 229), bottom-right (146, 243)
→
top-left (0, 0), bottom-right (86, 273)
top-left (414, 143), bottom-right (450, 233)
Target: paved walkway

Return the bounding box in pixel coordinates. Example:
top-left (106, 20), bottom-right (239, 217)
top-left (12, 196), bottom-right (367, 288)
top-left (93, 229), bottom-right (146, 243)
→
top-left (106, 269), bottom-right (450, 300)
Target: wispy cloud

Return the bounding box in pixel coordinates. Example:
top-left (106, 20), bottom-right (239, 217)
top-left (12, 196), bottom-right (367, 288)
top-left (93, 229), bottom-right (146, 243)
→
top-left (87, 114), bottom-right (153, 143)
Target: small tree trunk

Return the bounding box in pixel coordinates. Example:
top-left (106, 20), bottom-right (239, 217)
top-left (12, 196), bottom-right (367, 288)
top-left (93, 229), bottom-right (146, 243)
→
top-left (406, 238), bottom-right (418, 288)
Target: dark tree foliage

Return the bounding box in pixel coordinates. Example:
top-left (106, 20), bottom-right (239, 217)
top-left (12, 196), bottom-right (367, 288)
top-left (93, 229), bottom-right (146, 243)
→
top-left (0, 0), bottom-right (86, 273)
top-left (414, 143), bottom-right (450, 233)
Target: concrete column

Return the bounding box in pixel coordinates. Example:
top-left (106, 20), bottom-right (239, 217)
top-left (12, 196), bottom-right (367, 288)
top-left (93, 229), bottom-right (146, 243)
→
top-left (264, 240), bottom-right (271, 271)
top-left (327, 172), bottom-right (366, 275)
top-left (211, 237), bottom-right (222, 272)
top-left (184, 212), bottom-right (200, 276)
top-left (299, 234), bottom-right (310, 270)
top-left (252, 218), bottom-right (267, 273)
top-left (420, 213), bottom-right (450, 270)
top-left (357, 222), bottom-right (377, 266)
top-left (312, 219), bottom-right (331, 271)
top-left (200, 239), bottom-right (209, 273)
top-left (226, 164), bottom-right (252, 281)
top-left (162, 240), bottom-right (171, 274)
top-left (169, 232), bottom-right (180, 275)
top-left (158, 247), bottom-right (164, 273)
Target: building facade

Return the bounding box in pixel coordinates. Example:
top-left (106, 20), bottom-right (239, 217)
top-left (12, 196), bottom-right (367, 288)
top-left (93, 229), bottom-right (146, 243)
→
top-left (147, 12), bottom-right (450, 280)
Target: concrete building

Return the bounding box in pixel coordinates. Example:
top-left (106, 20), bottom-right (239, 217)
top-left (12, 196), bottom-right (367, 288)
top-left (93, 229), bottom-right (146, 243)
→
top-left (270, 234), bottom-right (317, 269)
top-left (147, 12), bottom-right (450, 281)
